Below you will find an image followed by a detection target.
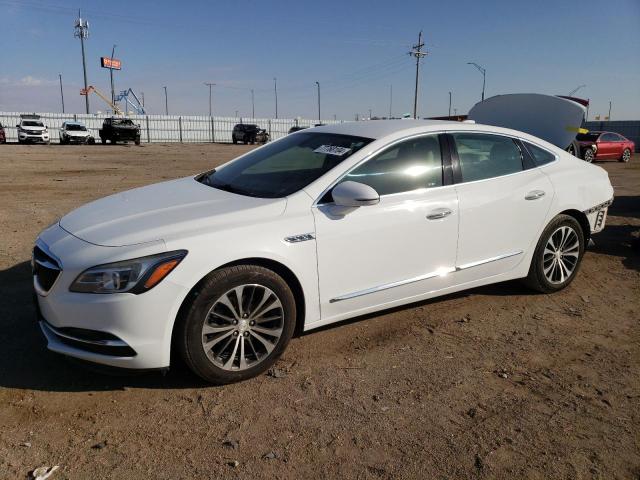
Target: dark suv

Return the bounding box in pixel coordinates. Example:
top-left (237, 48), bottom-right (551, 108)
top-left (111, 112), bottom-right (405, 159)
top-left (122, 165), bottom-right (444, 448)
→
top-left (0, 122), bottom-right (5, 144)
top-left (99, 117), bottom-right (141, 145)
top-left (232, 124), bottom-right (269, 144)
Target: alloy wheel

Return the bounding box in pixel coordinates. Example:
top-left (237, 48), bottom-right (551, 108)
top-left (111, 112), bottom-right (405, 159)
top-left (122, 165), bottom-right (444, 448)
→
top-left (583, 149), bottom-right (594, 163)
top-left (622, 149), bottom-right (631, 162)
top-left (201, 284), bottom-right (284, 371)
top-left (543, 226), bottom-right (580, 284)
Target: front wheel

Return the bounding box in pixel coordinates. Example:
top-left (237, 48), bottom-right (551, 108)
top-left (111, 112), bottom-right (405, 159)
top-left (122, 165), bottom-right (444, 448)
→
top-left (101, 137), bottom-right (106, 145)
top-left (135, 136), bottom-right (141, 146)
top-left (524, 214), bottom-right (585, 293)
top-left (583, 148), bottom-right (595, 163)
top-left (620, 148), bottom-right (631, 163)
top-left (177, 265), bottom-right (297, 384)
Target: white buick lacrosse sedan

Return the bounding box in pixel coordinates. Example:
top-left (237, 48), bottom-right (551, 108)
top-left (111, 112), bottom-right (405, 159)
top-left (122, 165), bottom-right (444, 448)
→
top-left (34, 120), bottom-right (613, 383)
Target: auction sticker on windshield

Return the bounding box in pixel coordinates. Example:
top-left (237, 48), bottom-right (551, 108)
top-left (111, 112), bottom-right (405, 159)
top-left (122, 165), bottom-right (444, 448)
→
top-left (314, 145), bottom-right (352, 156)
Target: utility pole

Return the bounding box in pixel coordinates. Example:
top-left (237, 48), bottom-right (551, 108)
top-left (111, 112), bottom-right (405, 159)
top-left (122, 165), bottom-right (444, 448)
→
top-left (448, 91), bottom-right (452, 118)
top-left (608, 101), bottom-right (612, 121)
top-left (409, 31), bottom-right (427, 119)
top-left (163, 86), bottom-right (168, 115)
top-left (467, 62), bottom-right (486, 101)
top-left (235, 110), bottom-right (239, 118)
top-left (74, 9), bottom-right (90, 114)
top-left (368, 108), bottom-right (372, 119)
top-left (251, 89), bottom-right (255, 118)
top-left (389, 84), bottom-right (393, 118)
top-left (110, 44), bottom-right (117, 105)
top-left (585, 99), bottom-right (589, 121)
top-left (315, 81), bottom-right (321, 122)
top-left (58, 74), bottom-right (65, 113)
top-left (274, 77), bottom-right (278, 119)
top-left (204, 82), bottom-right (215, 116)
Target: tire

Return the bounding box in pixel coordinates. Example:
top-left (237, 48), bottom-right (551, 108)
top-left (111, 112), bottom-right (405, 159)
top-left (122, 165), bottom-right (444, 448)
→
top-left (87, 137), bottom-right (95, 145)
top-left (524, 214), bottom-right (585, 293)
top-left (566, 140), bottom-right (580, 158)
top-left (135, 136), bottom-right (141, 146)
top-left (232, 137), bottom-right (238, 145)
top-left (101, 138), bottom-right (106, 145)
top-left (620, 148), bottom-right (631, 163)
top-left (177, 265), bottom-right (297, 384)
top-left (583, 148), bottom-right (595, 163)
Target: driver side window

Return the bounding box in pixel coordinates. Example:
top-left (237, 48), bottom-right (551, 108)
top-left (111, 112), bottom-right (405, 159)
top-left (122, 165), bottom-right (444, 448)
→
top-left (339, 135), bottom-right (443, 196)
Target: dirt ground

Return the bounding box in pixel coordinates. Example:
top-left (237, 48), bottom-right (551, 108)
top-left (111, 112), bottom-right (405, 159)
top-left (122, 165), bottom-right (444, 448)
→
top-left (0, 143), bottom-right (638, 479)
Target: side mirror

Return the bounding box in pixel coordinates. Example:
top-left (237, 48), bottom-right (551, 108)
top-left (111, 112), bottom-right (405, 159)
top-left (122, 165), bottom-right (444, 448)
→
top-left (16, 125), bottom-right (19, 128)
top-left (332, 181), bottom-right (380, 207)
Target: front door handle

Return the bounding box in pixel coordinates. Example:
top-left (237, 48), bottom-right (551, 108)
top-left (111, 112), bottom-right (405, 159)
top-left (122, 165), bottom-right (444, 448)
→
top-left (525, 190), bottom-right (546, 200)
top-left (426, 208), bottom-right (453, 220)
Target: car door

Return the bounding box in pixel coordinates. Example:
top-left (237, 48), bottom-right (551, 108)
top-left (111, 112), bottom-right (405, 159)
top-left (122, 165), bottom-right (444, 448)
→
top-left (598, 133), bottom-right (618, 158)
top-left (312, 134), bottom-right (459, 321)
top-left (449, 132), bottom-right (554, 282)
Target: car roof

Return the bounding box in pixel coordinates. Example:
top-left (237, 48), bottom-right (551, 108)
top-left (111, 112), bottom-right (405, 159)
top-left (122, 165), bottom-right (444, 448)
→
top-left (310, 119), bottom-right (460, 139)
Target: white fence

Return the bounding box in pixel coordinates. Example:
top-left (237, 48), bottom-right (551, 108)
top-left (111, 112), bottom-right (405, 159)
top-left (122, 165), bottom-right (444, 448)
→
top-left (0, 112), bottom-right (344, 144)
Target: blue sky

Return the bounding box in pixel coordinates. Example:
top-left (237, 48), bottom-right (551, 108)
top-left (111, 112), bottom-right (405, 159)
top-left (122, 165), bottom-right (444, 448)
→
top-left (1, 0), bottom-right (638, 120)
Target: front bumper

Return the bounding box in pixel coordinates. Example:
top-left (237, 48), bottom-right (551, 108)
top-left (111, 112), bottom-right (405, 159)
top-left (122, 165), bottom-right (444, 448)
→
top-left (63, 135), bottom-right (93, 144)
top-left (19, 133), bottom-right (49, 143)
top-left (33, 225), bottom-right (186, 369)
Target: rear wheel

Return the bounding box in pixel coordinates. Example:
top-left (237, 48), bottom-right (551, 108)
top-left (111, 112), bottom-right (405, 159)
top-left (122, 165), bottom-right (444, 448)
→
top-left (620, 148), bottom-right (631, 163)
top-left (524, 214), bottom-right (585, 293)
top-left (177, 265), bottom-right (296, 384)
top-left (101, 137), bottom-right (106, 145)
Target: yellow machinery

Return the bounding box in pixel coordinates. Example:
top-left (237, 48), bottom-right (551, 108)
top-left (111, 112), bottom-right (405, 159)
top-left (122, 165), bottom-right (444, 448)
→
top-left (80, 86), bottom-right (123, 115)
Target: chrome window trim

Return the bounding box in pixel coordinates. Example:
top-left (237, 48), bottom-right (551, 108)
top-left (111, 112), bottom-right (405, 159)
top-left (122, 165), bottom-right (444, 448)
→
top-left (329, 251), bottom-right (523, 303)
top-left (313, 130), bottom-right (447, 207)
top-left (448, 130), bottom-right (561, 186)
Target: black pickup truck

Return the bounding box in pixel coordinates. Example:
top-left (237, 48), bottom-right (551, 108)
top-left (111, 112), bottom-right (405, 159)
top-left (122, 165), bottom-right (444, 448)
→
top-left (99, 117), bottom-right (141, 145)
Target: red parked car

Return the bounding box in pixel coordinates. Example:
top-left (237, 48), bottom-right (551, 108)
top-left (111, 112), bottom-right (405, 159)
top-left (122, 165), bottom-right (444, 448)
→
top-left (575, 131), bottom-right (634, 163)
top-left (0, 122), bottom-right (6, 143)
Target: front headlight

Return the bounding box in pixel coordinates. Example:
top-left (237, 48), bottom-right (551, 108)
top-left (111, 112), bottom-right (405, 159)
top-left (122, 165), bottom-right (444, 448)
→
top-left (69, 250), bottom-right (187, 294)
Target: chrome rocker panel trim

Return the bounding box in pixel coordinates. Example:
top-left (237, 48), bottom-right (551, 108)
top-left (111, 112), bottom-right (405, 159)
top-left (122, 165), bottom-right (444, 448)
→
top-left (329, 251), bottom-right (523, 303)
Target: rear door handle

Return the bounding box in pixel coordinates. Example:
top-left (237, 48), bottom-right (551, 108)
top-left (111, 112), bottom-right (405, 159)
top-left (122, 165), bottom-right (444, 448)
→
top-left (525, 190), bottom-right (546, 200)
top-left (426, 208), bottom-right (453, 220)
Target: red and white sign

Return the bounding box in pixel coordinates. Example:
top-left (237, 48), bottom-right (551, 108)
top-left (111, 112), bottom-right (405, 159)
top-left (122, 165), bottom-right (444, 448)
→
top-left (100, 57), bottom-right (122, 70)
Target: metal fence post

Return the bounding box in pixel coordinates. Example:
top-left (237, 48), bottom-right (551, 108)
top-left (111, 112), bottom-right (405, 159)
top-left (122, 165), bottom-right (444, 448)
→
top-left (145, 116), bottom-right (150, 143)
top-left (211, 116), bottom-right (215, 143)
top-left (178, 116), bottom-right (183, 143)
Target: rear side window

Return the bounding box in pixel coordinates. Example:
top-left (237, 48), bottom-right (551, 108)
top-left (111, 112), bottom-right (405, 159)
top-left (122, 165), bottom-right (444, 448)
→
top-left (340, 135), bottom-right (443, 196)
top-left (601, 133), bottom-right (618, 141)
top-left (452, 133), bottom-right (523, 182)
top-left (524, 142), bottom-right (556, 166)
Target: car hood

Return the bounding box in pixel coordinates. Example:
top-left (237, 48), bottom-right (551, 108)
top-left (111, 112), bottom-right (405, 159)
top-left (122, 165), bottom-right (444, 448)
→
top-left (59, 177), bottom-right (287, 247)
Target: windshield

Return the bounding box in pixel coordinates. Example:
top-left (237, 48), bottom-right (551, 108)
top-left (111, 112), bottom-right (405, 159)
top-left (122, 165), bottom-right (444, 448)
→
top-left (66, 124), bottom-right (87, 131)
top-left (199, 132), bottom-right (373, 198)
top-left (576, 132), bottom-right (600, 142)
top-left (23, 121), bottom-right (44, 127)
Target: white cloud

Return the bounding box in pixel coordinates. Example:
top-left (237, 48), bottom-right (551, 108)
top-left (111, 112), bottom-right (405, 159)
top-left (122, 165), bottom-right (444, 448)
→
top-left (18, 75), bottom-right (57, 87)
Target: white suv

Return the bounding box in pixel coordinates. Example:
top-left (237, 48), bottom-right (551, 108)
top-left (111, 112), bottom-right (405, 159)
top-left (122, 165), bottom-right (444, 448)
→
top-left (17, 118), bottom-right (50, 144)
top-left (59, 122), bottom-right (95, 144)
